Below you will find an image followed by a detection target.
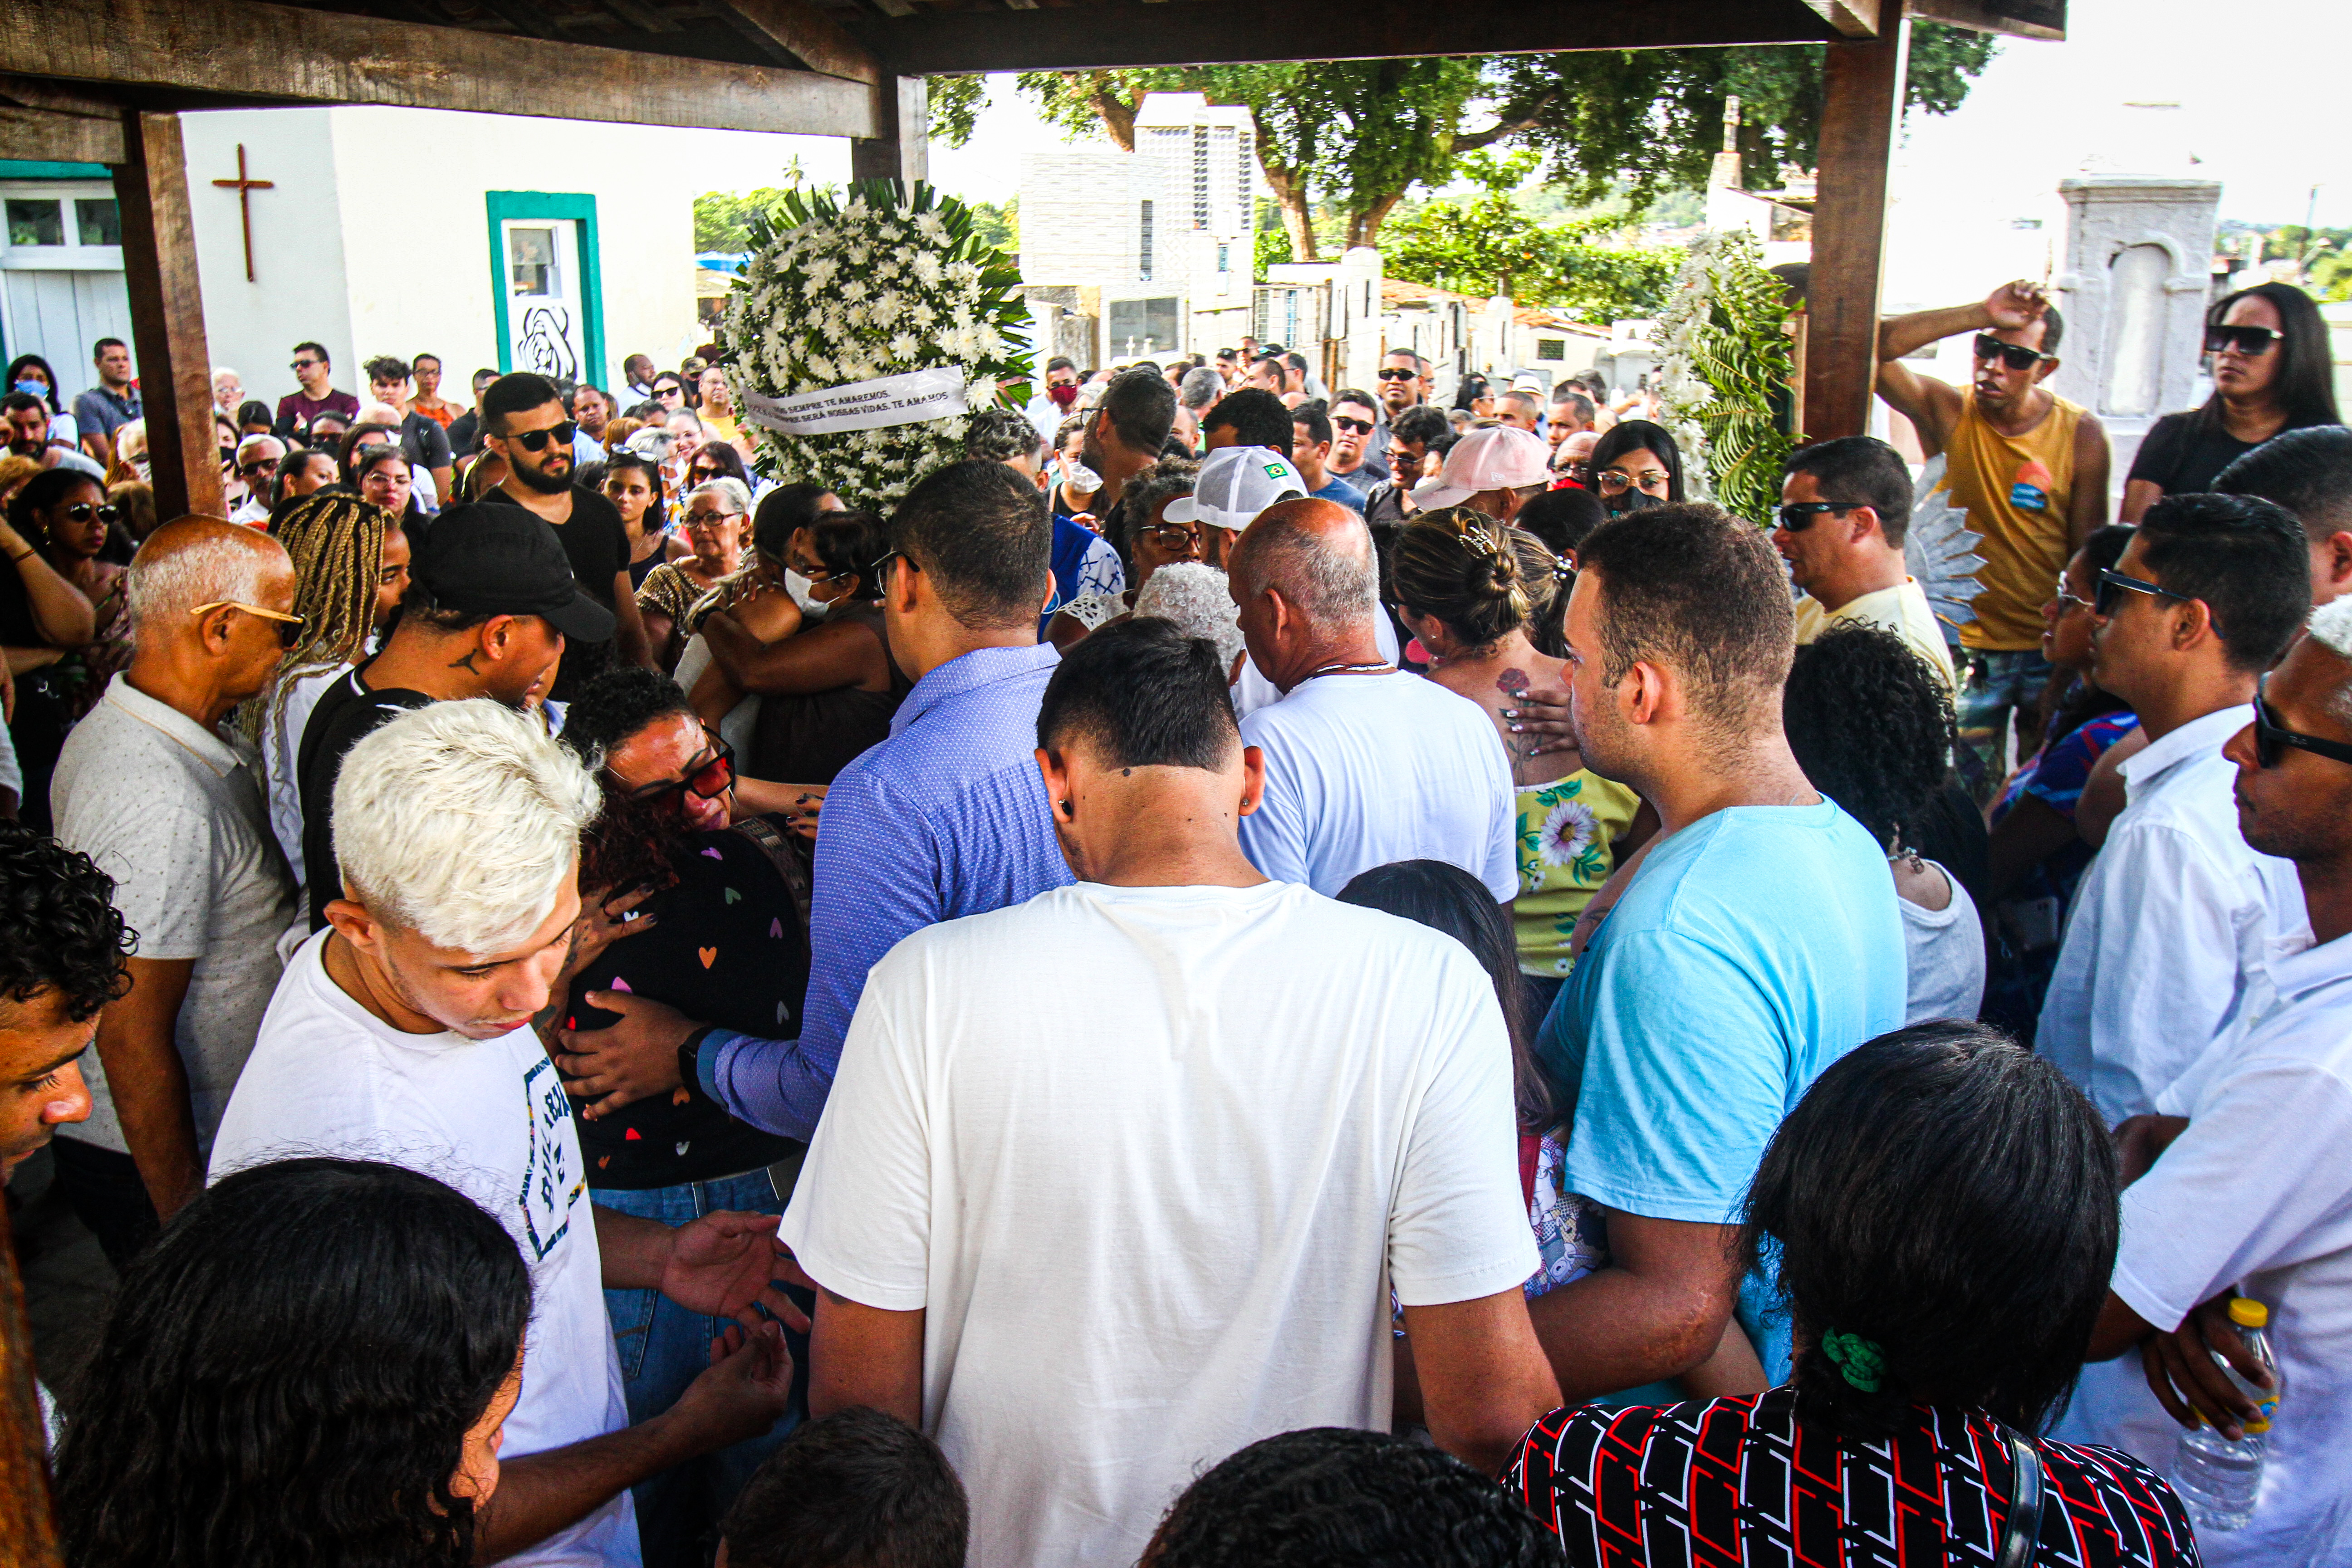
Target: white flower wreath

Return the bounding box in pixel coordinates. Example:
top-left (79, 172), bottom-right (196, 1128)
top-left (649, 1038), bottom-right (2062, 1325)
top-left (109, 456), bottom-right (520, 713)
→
top-left (715, 180), bottom-right (1033, 508)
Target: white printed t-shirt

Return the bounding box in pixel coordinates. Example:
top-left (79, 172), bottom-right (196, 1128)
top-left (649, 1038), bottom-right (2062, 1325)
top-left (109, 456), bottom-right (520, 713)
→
top-left (2056, 923), bottom-right (2352, 1567)
top-left (2038, 703), bottom-right (2303, 1122)
top-left (1238, 669), bottom-right (1517, 899)
top-left (779, 881), bottom-right (1537, 1568)
top-left (211, 930), bottom-right (637, 1568)
top-left (52, 672), bottom-right (295, 1155)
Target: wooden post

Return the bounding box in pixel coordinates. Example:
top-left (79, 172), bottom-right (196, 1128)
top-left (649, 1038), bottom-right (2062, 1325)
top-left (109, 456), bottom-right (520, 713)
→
top-left (849, 74), bottom-right (928, 186)
top-left (1801, 14), bottom-right (1908, 440)
top-left (0, 1188), bottom-right (64, 1566)
top-left (113, 108), bottom-right (224, 520)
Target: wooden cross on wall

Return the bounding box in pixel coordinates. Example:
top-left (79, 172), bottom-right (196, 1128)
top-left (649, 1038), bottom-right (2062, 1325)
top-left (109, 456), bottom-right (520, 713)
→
top-left (211, 142), bottom-right (273, 283)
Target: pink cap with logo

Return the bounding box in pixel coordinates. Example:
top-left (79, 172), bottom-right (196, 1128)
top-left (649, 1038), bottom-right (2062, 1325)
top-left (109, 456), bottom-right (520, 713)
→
top-left (1411, 424), bottom-right (1552, 511)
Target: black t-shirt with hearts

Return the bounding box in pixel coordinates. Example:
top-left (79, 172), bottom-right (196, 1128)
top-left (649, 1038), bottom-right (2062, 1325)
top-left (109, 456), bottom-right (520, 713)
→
top-left (565, 819), bottom-right (808, 1188)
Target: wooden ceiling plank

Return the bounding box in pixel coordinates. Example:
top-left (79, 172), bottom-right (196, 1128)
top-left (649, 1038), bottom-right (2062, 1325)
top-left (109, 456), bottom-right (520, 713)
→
top-left (593, 0), bottom-right (687, 32)
top-left (855, 0), bottom-right (1859, 74)
top-left (0, 0), bottom-right (877, 138)
top-left (1794, 0), bottom-right (1880, 37)
top-left (0, 103), bottom-right (124, 163)
top-left (1903, 0), bottom-right (2064, 40)
top-left (701, 0), bottom-right (881, 81)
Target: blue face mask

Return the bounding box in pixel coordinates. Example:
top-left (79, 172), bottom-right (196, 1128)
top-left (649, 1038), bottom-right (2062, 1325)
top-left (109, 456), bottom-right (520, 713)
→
top-left (12, 379), bottom-right (45, 399)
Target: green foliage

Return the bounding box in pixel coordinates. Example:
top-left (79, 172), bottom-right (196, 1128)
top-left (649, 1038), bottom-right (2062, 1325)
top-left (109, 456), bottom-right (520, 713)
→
top-left (693, 166), bottom-right (806, 252)
top-left (927, 75), bottom-right (987, 148)
top-left (1378, 152), bottom-right (1678, 322)
top-left (1484, 23), bottom-right (1999, 209)
top-left (967, 197), bottom-right (1019, 254)
top-left (1656, 231), bottom-right (1799, 527)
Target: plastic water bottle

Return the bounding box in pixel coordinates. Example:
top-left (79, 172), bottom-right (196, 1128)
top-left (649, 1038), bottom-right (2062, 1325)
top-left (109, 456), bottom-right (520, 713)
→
top-left (2172, 1298), bottom-right (2282, 1531)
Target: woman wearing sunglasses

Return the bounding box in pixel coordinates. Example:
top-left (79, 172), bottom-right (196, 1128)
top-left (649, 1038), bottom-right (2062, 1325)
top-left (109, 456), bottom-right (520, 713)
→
top-left (0, 468), bottom-right (107, 830)
top-left (550, 665), bottom-right (812, 1554)
top-left (2123, 282), bottom-right (2342, 523)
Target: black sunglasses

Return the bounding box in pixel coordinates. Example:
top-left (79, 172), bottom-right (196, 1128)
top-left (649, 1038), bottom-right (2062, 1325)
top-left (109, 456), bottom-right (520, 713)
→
top-left (1332, 416), bottom-right (1377, 435)
top-left (289, 358), bottom-right (322, 372)
top-left (59, 502), bottom-right (121, 525)
top-left (2254, 675), bottom-right (2352, 769)
top-left (505, 420), bottom-right (578, 453)
top-left (1973, 333), bottom-right (2057, 371)
top-left (1377, 368), bottom-right (1417, 382)
top-left (619, 731), bottom-right (736, 804)
top-left (654, 383), bottom-right (685, 399)
top-left (1775, 501), bottom-right (1857, 533)
top-left (2095, 566), bottom-right (2200, 619)
top-left (2206, 324), bottom-right (2283, 357)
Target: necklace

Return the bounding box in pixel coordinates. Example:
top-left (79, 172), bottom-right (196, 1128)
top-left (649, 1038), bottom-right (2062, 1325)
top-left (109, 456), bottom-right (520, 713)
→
top-left (1303, 659), bottom-right (1395, 681)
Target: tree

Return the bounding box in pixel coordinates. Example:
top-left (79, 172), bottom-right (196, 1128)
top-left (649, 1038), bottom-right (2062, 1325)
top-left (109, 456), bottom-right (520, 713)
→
top-left (937, 29), bottom-right (1997, 254)
top-left (1379, 154), bottom-right (1679, 323)
top-left (693, 161), bottom-right (807, 252)
top-left (968, 197), bottom-right (1019, 254)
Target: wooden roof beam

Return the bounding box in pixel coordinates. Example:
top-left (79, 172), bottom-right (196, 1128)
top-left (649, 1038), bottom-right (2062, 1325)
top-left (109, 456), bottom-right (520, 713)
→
top-left (702, 0), bottom-right (881, 83)
top-left (0, 0), bottom-right (878, 138)
top-left (854, 0), bottom-right (1876, 74)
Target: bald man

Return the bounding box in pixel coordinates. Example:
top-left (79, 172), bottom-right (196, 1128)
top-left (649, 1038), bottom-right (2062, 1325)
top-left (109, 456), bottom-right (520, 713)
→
top-left (49, 517), bottom-right (300, 1258)
top-left (1229, 498), bottom-right (1516, 898)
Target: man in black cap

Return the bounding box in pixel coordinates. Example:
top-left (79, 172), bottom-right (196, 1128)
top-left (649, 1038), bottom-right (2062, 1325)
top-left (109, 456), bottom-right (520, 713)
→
top-left (293, 503), bottom-right (616, 928)
top-left (479, 370), bottom-right (652, 696)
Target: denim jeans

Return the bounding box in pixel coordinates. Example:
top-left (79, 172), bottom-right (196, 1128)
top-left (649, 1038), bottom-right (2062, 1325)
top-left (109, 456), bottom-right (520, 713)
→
top-left (597, 1169), bottom-right (806, 1568)
top-left (1955, 647), bottom-right (2054, 803)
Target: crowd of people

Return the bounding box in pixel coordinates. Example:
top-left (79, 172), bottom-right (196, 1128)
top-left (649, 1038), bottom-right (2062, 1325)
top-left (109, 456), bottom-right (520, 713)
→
top-left (2, 268), bottom-right (2349, 1568)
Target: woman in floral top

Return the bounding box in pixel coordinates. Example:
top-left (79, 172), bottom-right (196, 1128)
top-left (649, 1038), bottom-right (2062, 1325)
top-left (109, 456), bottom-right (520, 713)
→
top-left (1391, 508), bottom-right (1656, 1025)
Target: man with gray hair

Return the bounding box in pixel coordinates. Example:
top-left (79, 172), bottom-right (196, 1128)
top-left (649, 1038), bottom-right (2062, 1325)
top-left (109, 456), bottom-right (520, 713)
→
top-left (214, 699), bottom-right (803, 1568)
top-left (1229, 497), bottom-right (1515, 897)
top-left (229, 432), bottom-right (286, 525)
top-left (49, 517), bottom-right (300, 1262)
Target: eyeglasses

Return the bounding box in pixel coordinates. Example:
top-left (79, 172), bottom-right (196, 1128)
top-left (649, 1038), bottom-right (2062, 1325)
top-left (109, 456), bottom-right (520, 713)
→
top-left (1377, 368), bottom-right (1418, 382)
top-left (1972, 333), bottom-right (2057, 371)
top-left (1774, 501), bottom-right (1857, 533)
top-left (867, 548), bottom-right (909, 581)
top-left (238, 456), bottom-right (280, 476)
top-left (2254, 675), bottom-right (2352, 769)
top-left (683, 508), bottom-right (743, 527)
top-left (1137, 522), bottom-right (1203, 553)
top-left (59, 502), bottom-right (121, 525)
top-left (1332, 416), bottom-right (1376, 436)
top-left (619, 731), bottom-right (736, 804)
top-left (290, 358), bottom-right (322, 372)
top-left (1597, 468), bottom-right (1671, 494)
top-left (2094, 566), bottom-right (2201, 620)
top-left (504, 420), bottom-right (578, 453)
top-left (2206, 324), bottom-right (2283, 357)
top-left (190, 599), bottom-right (307, 648)
top-left (2051, 576), bottom-right (2097, 615)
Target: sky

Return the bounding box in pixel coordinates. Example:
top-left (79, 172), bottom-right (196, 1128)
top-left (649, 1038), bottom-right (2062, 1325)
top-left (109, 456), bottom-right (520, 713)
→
top-left (689, 0), bottom-right (2352, 231)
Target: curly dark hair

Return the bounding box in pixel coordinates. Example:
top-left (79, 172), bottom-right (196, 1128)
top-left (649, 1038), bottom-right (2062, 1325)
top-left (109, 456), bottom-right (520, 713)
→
top-left (1140, 1428), bottom-right (1562, 1568)
top-left (54, 1157), bottom-right (532, 1568)
top-left (1782, 622), bottom-right (1955, 851)
top-left (559, 665), bottom-right (702, 896)
top-left (1743, 1021), bottom-right (2117, 1440)
top-left (0, 823), bottom-right (134, 1019)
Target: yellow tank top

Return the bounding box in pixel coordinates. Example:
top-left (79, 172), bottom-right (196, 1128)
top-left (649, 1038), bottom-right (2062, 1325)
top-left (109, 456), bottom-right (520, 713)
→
top-left (1512, 770), bottom-right (1642, 979)
top-left (1942, 390), bottom-right (2085, 652)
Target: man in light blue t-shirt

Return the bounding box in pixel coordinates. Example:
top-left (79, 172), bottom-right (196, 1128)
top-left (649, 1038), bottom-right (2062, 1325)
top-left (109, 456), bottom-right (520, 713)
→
top-left (1529, 504), bottom-right (1906, 1405)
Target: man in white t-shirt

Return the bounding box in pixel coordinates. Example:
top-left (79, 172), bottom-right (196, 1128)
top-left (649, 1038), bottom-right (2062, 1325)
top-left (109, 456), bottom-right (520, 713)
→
top-left (783, 619), bottom-right (1557, 1568)
top-left (2072, 607), bottom-right (2352, 1564)
top-left (211, 701), bottom-right (799, 1568)
top-left (1775, 435), bottom-right (1959, 691)
top-left (1227, 497), bottom-right (1516, 898)
top-left (2038, 493), bottom-right (2313, 1122)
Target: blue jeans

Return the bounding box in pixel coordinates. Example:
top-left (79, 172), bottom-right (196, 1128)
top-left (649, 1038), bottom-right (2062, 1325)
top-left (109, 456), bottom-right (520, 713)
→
top-left (1956, 647), bottom-right (2054, 803)
top-left (597, 1170), bottom-right (805, 1568)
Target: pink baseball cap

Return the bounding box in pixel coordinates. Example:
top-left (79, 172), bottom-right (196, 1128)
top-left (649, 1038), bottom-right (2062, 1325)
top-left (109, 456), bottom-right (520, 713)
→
top-left (1411, 424), bottom-right (1552, 511)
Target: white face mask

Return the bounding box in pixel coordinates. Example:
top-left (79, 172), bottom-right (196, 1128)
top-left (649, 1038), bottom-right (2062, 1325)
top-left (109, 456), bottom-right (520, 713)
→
top-left (1061, 458), bottom-right (1102, 492)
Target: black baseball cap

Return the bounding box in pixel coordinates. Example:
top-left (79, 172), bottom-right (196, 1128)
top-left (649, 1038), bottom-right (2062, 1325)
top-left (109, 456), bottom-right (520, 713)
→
top-left (412, 504), bottom-right (616, 642)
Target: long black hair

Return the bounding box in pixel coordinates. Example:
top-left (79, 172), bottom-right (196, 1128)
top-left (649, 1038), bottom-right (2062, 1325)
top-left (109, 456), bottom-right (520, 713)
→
top-left (5, 352), bottom-right (63, 414)
top-left (55, 1157), bottom-right (532, 1568)
top-left (1588, 418), bottom-right (1686, 505)
top-left (1742, 1021), bottom-right (2117, 1439)
top-left (2201, 281), bottom-right (2340, 432)
top-left (1338, 859), bottom-right (1557, 1135)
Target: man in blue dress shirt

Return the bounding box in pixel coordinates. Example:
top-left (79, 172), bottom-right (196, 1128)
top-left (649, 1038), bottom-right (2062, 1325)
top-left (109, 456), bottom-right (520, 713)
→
top-left (558, 460), bottom-right (1072, 1138)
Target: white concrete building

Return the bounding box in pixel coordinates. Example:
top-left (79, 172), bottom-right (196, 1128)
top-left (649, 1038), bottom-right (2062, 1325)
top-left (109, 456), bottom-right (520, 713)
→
top-left (1017, 93), bottom-right (1258, 365)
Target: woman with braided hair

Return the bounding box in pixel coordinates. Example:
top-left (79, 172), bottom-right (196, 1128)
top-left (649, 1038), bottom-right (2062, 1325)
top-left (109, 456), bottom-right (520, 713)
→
top-left (1391, 506), bottom-right (1656, 1021)
top-left (247, 490), bottom-right (407, 901)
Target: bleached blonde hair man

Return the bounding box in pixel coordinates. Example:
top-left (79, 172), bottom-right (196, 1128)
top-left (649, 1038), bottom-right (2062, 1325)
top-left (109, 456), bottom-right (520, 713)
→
top-left (326, 699), bottom-right (600, 1038)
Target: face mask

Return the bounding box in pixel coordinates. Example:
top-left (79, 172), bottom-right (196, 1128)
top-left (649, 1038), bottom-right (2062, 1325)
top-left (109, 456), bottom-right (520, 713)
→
top-left (1061, 458), bottom-right (1102, 492)
top-left (1047, 382), bottom-right (1079, 410)
top-left (13, 379), bottom-right (44, 399)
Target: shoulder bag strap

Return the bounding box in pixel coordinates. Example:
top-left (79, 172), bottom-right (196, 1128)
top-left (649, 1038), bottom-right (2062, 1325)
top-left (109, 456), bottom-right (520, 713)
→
top-left (730, 815), bottom-right (812, 940)
top-left (1996, 1426), bottom-right (2047, 1568)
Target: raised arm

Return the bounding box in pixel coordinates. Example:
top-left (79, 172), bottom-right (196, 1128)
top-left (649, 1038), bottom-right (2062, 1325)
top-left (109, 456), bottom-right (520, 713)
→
top-left (1877, 281), bottom-right (2048, 452)
top-left (0, 520), bottom-right (97, 647)
top-left (2071, 410), bottom-right (2112, 546)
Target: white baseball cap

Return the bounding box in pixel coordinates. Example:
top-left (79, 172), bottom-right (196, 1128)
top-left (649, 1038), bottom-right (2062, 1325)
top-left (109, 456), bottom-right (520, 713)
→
top-left (1165, 445), bottom-right (1309, 533)
top-left (1411, 424), bottom-right (1551, 511)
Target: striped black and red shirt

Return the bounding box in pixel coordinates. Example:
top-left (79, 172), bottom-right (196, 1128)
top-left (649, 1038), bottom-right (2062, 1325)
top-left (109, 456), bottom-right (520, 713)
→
top-left (1506, 1389), bottom-right (2199, 1568)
